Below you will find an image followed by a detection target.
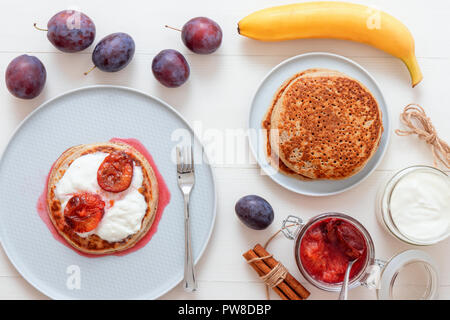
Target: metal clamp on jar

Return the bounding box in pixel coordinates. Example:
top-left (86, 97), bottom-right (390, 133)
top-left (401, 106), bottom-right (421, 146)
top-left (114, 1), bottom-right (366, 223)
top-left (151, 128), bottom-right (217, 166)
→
top-left (282, 213), bottom-right (440, 300)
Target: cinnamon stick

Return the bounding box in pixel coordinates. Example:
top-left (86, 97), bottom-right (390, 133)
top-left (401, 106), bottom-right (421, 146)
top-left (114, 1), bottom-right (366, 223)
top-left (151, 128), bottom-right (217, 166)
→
top-left (243, 249), bottom-right (301, 300)
top-left (244, 250), bottom-right (289, 300)
top-left (253, 244), bottom-right (310, 299)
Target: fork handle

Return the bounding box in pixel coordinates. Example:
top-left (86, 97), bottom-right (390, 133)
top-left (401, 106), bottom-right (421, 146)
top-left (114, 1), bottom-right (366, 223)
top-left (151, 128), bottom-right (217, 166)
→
top-left (183, 194), bottom-right (197, 292)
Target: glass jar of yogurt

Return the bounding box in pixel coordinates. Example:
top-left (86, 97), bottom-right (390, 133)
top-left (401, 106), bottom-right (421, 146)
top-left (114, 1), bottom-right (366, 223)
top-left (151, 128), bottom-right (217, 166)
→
top-left (377, 165), bottom-right (450, 245)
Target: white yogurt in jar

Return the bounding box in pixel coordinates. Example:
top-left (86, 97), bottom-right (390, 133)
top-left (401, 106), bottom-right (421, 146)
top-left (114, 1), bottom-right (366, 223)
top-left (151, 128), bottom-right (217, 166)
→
top-left (389, 170), bottom-right (450, 244)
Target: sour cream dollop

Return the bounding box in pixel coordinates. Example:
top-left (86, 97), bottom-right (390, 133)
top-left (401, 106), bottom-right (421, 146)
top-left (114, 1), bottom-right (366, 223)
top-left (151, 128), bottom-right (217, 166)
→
top-left (55, 152), bottom-right (148, 242)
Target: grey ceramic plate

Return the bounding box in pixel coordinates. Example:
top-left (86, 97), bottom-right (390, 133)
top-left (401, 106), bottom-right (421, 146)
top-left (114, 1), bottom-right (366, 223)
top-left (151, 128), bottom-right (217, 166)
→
top-left (248, 52), bottom-right (390, 196)
top-left (0, 86), bottom-right (216, 299)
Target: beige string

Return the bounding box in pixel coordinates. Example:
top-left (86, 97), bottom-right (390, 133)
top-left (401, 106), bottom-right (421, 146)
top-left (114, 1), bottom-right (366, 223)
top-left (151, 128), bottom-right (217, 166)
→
top-left (246, 254), bottom-right (288, 288)
top-left (246, 254), bottom-right (272, 264)
top-left (261, 262), bottom-right (288, 288)
top-left (246, 224), bottom-right (295, 299)
top-left (395, 104), bottom-right (450, 169)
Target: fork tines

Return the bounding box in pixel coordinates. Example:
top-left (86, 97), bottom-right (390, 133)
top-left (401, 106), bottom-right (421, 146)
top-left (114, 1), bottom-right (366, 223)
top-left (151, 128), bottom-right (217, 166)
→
top-left (176, 145), bottom-right (194, 173)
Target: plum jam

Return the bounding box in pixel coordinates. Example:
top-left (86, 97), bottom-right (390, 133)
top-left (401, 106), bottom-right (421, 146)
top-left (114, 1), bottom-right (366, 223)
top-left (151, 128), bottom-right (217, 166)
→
top-left (299, 218), bottom-right (367, 284)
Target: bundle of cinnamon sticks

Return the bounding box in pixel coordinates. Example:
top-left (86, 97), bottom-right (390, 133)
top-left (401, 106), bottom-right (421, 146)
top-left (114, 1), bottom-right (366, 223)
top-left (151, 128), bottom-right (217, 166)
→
top-left (243, 244), bottom-right (310, 300)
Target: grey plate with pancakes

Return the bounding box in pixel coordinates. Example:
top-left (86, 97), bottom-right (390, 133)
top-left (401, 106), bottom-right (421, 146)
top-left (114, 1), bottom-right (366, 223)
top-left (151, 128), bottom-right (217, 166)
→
top-left (0, 86), bottom-right (216, 299)
top-left (249, 53), bottom-right (390, 196)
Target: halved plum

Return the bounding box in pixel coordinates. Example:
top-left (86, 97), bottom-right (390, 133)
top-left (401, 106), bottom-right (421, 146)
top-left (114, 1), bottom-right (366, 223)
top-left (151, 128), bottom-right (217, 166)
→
top-left (97, 151), bottom-right (133, 193)
top-left (64, 192), bottom-right (105, 233)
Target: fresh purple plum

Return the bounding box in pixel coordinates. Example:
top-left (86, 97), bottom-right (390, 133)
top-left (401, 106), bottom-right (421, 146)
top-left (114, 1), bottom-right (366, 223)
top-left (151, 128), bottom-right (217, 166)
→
top-left (92, 33), bottom-right (135, 72)
top-left (5, 55), bottom-right (46, 99)
top-left (235, 195), bottom-right (274, 230)
top-left (45, 10), bottom-right (95, 52)
top-left (181, 17), bottom-right (222, 54)
top-left (152, 49), bottom-right (190, 88)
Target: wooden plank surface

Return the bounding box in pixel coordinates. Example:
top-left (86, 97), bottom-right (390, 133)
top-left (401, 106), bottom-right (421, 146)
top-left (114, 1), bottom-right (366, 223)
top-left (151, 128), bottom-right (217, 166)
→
top-left (0, 0), bottom-right (448, 300)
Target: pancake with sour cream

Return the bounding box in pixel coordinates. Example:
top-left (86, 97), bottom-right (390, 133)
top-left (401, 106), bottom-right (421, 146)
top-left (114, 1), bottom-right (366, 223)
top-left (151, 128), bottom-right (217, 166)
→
top-left (46, 141), bottom-right (158, 254)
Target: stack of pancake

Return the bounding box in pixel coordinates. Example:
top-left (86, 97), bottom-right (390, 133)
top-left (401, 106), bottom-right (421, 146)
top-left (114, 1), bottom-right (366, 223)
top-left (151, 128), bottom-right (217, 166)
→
top-left (263, 68), bottom-right (383, 180)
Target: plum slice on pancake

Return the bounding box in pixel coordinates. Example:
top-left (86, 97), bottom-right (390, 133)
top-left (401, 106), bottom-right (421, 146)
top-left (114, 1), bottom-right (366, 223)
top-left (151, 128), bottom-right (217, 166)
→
top-left (97, 151), bottom-right (134, 193)
top-left (64, 192), bottom-right (105, 233)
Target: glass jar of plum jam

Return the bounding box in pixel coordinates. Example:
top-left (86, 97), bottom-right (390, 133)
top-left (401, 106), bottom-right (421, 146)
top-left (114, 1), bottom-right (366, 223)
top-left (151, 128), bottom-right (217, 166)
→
top-left (281, 213), bottom-right (440, 299)
top-left (283, 213), bottom-right (375, 292)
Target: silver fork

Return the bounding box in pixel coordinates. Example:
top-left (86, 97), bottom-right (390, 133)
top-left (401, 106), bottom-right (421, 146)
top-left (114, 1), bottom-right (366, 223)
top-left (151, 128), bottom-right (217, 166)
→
top-left (176, 145), bottom-right (197, 292)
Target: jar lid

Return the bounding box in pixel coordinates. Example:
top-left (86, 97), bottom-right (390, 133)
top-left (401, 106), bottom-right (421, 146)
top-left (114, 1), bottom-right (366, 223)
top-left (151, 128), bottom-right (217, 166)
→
top-left (377, 250), bottom-right (439, 300)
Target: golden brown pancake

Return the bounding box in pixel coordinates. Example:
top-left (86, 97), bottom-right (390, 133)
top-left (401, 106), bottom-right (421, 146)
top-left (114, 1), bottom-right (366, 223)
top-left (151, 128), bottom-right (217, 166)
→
top-left (266, 68), bottom-right (383, 180)
top-left (47, 142), bottom-right (159, 254)
top-left (263, 70), bottom-right (316, 180)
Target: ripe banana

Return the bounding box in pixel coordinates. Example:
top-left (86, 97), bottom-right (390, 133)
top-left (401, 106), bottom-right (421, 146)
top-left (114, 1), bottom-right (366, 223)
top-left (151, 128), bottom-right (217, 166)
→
top-left (238, 2), bottom-right (422, 87)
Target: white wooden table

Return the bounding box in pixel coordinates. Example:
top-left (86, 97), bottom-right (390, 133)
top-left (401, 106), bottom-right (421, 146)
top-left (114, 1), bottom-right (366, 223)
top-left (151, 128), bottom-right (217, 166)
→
top-left (0, 0), bottom-right (448, 300)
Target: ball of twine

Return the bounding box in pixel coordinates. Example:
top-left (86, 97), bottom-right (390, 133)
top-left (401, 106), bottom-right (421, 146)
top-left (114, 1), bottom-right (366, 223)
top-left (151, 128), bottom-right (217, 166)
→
top-left (395, 104), bottom-right (449, 169)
